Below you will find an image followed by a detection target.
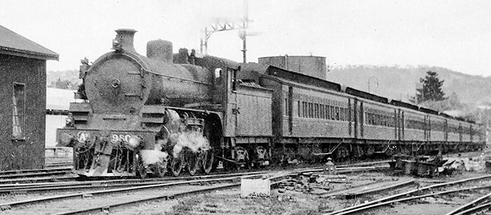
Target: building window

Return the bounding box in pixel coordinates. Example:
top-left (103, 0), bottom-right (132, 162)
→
top-left (284, 98), bottom-right (288, 116)
top-left (12, 82), bottom-right (26, 140)
top-left (297, 101), bottom-right (301, 117)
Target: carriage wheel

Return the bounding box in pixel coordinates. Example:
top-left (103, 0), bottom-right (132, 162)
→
top-left (202, 149), bottom-right (214, 174)
top-left (170, 154), bottom-right (184, 177)
top-left (137, 156), bottom-right (148, 179)
top-left (187, 152), bottom-right (199, 176)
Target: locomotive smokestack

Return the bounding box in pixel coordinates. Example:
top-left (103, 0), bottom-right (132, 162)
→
top-left (147, 39), bottom-right (173, 63)
top-left (113, 29), bottom-right (137, 53)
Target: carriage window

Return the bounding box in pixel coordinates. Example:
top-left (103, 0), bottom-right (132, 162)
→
top-left (339, 108), bottom-right (344, 121)
top-left (320, 105), bottom-right (324, 119)
top-left (348, 109), bottom-right (351, 121)
top-left (335, 107), bottom-right (340, 120)
top-left (329, 106), bottom-right (333, 120)
top-left (214, 68), bottom-right (222, 84)
top-left (309, 103), bottom-right (313, 118)
top-left (301, 102), bottom-right (305, 118)
top-left (326, 105), bottom-right (330, 119)
top-left (13, 82), bottom-right (25, 140)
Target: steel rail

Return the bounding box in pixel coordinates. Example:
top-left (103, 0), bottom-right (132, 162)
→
top-left (445, 192), bottom-right (491, 215)
top-left (324, 179), bottom-right (415, 199)
top-left (0, 174), bottom-right (255, 210)
top-left (335, 160), bottom-right (394, 168)
top-left (0, 169), bottom-right (269, 191)
top-left (453, 202), bottom-right (491, 215)
top-left (55, 171), bottom-right (298, 214)
top-left (0, 181), bottom-right (175, 195)
top-left (0, 175), bottom-right (78, 184)
top-left (325, 174), bottom-right (491, 215)
top-left (330, 184), bottom-right (491, 215)
top-left (0, 167), bottom-right (71, 175)
top-left (55, 183), bottom-right (240, 215)
top-left (0, 170), bottom-right (72, 179)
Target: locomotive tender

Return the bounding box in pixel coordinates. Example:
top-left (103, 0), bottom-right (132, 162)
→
top-left (56, 29), bottom-right (486, 178)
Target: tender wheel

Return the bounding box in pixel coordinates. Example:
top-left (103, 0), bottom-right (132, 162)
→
top-left (187, 152), bottom-right (199, 176)
top-left (201, 149), bottom-right (214, 174)
top-left (170, 154), bottom-right (184, 177)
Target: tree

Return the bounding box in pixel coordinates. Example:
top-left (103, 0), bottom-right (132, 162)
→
top-left (416, 71), bottom-right (445, 103)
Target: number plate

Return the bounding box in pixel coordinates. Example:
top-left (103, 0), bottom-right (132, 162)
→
top-left (110, 133), bottom-right (132, 143)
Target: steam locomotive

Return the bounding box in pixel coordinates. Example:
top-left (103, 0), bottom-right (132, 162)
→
top-left (56, 29), bottom-right (486, 178)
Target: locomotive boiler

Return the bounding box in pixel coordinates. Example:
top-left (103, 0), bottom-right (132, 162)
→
top-left (57, 29), bottom-right (266, 177)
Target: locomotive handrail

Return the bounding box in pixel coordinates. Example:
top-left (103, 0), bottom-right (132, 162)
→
top-left (121, 52), bottom-right (211, 86)
top-left (160, 74), bottom-right (212, 86)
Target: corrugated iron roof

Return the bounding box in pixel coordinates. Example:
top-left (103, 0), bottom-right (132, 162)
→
top-left (0, 25), bottom-right (59, 60)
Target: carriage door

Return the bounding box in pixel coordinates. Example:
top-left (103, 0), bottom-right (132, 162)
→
top-left (470, 125), bottom-right (473, 142)
top-left (348, 98), bottom-right (352, 137)
top-left (359, 101), bottom-right (364, 138)
top-left (401, 110), bottom-right (405, 140)
top-left (285, 86), bottom-right (293, 135)
top-left (223, 67), bottom-right (238, 137)
top-left (459, 123), bottom-right (463, 143)
top-left (395, 109), bottom-right (399, 141)
top-left (444, 119), bottom-right (448, 142)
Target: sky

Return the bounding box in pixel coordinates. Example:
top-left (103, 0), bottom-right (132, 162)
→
top-left (1, 0), bottom-right (491, 76)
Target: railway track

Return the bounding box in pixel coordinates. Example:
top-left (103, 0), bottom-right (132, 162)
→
top-left (445, 192), bottom-right (491, 215)
top-left (0, 170), bottom-right (292, 214)
top-left (0, 159), bottom-right (391, 185)
top-left (0, 167), bottom-right (75, 184)
top-left (323, 175), bottom-right (491, 215)
top-left (0, 160), bottom-right (391, 214)
top-left (0, 161), bottom-right (389, 195)
top-left (0, 167), bottom-right (72, 179)
top-left (0, 170), bottom-right (270, 196)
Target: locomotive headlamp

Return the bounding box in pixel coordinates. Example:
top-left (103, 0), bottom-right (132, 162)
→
top-left (127, 135), bottom-right (141, 148)
top-left (59, 133), bottom-right (75, 147)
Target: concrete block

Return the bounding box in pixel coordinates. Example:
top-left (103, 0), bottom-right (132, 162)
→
top-left (241, 177), bottom-right (270, 198)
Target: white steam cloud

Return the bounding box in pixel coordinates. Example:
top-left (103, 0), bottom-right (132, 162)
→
top-left (140, 140), bottom-right (169, 166)
top-left (170, 131), bottom-right (210, 158)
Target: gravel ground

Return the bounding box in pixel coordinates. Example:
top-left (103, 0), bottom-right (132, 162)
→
top-left (121, 150), bottom-right (491, 215)
top-left (2, 150), bottom-right (490, 215)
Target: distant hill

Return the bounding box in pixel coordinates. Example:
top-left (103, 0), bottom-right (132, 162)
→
top-left (47, 70), bottom-right (80, 90)
top-left (328, 65), bottom-right (491, 106)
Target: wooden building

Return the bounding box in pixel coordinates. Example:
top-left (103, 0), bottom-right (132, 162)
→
top-left (0, 25), bottom-right (58, 170)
